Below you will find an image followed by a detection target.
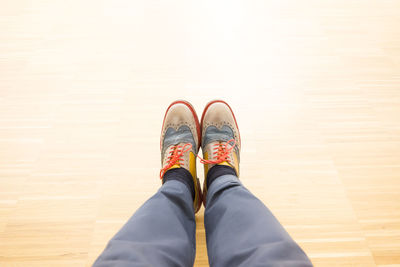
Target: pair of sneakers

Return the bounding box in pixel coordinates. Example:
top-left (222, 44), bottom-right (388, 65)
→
top-left (160, 100), bottom-right (241, 213)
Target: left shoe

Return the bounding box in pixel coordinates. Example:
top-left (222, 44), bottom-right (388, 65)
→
top-left (160, 100), bottom-right (203, 213)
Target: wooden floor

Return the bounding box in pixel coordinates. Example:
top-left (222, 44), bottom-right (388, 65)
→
top-left (1, 0), bottom-right (400, 266)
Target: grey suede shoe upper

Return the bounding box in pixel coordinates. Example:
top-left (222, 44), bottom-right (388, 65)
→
top-left (202, 125), bottom-right (239, 161)
top-left (162, 125), bottom-right (197, 162)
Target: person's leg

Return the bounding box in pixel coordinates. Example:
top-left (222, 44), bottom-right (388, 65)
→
top-left (199, 100), bottom-right (312, 266)
top-left (204, 166), bottom-right (313, 267)
top-left (93, 177), bottom-right (196, 267)
top-left (94, 100), bottom-right (203, 267)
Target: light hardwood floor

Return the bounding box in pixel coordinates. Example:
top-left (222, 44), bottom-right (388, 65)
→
top-left (1, 0), bottom-right (400, 266)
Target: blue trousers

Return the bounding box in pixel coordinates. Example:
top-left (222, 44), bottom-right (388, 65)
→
top-left (93, 175), bottom-right (313, 267)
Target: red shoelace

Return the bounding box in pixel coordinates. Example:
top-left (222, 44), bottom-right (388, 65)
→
top-left (160, 143), bottom-right (192, 179)
top-left (160, 139), bottom-right (236, 179)
top-left (197, 139), bottom-right (236, 165)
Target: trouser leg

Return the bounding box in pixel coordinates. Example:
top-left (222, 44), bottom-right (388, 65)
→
top-left (93, 180), bottom-right (196, 267)
top-left (204, 174), bottom-right (313, 267)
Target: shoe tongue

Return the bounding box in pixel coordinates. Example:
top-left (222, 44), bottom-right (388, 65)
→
top-left (169, 164), bottom-right (181, 169)
top-left (208, 140), bottom-right (225, 147)
top-left (169, 143), bottom-right (188, 152)
top-left (217, 161), bottom-right (231, 167)
top-left (164, 145), bottom-right (184, 171)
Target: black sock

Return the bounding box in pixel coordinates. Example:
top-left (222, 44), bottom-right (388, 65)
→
top-left (162, 168), bottom-right (195, 200)
top-left (207, 164), bottom-right (237, 189)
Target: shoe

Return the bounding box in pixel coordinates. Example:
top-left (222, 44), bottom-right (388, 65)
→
top-left (160, 100), bottom-right (202, 213)
top-left (199, 100), bottom-right (241, 204)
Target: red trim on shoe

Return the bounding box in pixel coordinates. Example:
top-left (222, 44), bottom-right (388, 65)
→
top-left (200, 100), bottom-right (241, 146)
top-left (160, 100), bottom-right (201, 150)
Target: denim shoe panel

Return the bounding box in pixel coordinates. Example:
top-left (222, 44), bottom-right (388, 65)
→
top-left (161, 125), bottom-right (197, 160)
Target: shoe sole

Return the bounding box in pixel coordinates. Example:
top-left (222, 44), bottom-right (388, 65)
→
top-left (194, 177), bottom-right (202, 213)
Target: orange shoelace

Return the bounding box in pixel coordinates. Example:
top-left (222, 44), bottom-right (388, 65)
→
top-left (197, 139), bottom-right (236, 165)
top-left (160, 143), bottom-right (192, 179)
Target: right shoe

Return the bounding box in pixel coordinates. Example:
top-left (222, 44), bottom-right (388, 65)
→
top-left (160, 100), bottom-right (203, 213)
top-left (199, 100), bottom-right (241, 205)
